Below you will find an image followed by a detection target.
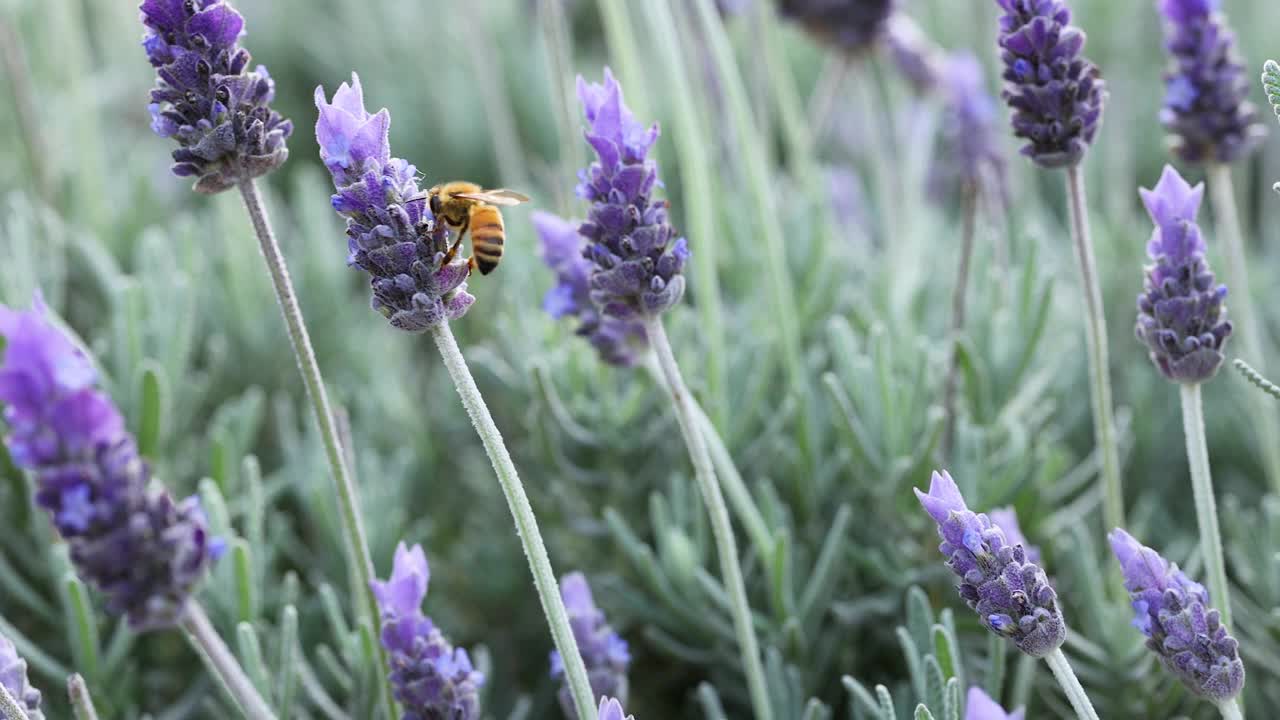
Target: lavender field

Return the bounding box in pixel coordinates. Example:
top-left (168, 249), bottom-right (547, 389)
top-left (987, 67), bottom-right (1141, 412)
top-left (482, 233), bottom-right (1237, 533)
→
top-left (3, 0), bottom-right (1280, 718)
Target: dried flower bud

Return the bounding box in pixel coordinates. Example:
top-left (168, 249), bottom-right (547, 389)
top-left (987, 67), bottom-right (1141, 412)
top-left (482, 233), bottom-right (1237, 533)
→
top-left (0, 633), bottom-right (42, 720)
top-left (550, 573), bottom-right (631, 719)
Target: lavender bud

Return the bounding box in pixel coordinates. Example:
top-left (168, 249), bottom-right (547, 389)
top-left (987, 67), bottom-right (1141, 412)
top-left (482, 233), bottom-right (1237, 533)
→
top-left (371, 542), bottom-right (484, 720)
top-left (1157, 0), bottom-right (1265, 164)
top-left (549, 573), bottom-right (631, 719)
top-left (915, 471), bottom-right (1065, 657)
top-left (1110, 529), bottom-right (1245, 700)
top-left (0, 299), bottom-right (221, 630)
top-left (315, 74), bottom-right (475, 332)
top-left (778, 0), bottom-right (896, 55)
top-left (596, 697), bottom-right (635, 720)
top-left (966, 686), bottom-right (1024, 720)
top-left (140, 0), bottom-right (292, 193)
top-left (994, 0), bottom-right (1106, 168)
top-left (1135, 166), bottom-right (1232, 383)
top-left (0, 633), bottom-right (42, 720)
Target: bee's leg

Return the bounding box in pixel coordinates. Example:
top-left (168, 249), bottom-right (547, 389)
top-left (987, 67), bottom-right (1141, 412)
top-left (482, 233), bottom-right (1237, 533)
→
top-left (440, 216), bottom-right (470, 265)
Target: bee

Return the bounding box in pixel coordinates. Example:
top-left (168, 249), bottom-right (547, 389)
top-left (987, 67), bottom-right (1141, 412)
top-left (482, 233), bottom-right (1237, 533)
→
top-left (414, 181), bottom-right (530, 275)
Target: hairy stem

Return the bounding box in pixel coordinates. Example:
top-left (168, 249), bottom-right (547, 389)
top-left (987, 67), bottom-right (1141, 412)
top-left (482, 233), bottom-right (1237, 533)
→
top-left (942, 183), bottom-right (979, 458)
top-left (235, 179), bottom-right (395, 718)
top-left (428, 322), bottom-right (595, 720)
top-left (1218, 698), bottom-right (1245, 720)
top-left (1043, 648), bottom-right (1101, 720)
top-left (67, 674), bottom-right (101, 720)
top-left (182, 604), bottom-right (278, 720)
top-left (645, 317), bottom-right (773, 720)
top-left (1181, 383), bottom-right (1232, 630)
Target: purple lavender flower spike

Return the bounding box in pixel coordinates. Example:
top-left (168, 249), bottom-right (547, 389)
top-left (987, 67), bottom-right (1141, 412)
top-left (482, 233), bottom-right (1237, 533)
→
top-left (576, 69), bottom-right (688, 320)
top-left (1109, 529), bottom-right (1244, 700)
top-left (549, 573), bottom-right (631, 720)
top-left (0, 633), bottom-right (43, 720)
top-left (1157, 0), bottom-right (1266, 164)
top-left (596, 697), bottom-right (634, 720)
top-left (316, 74), bottom-right (475, 332)
top-left (778, 0), bottom-right (896, 54)
top-left (989, 507), bottom-right (1040, 566)
top-left (140, 0), bottom-right (292, 193)
top-left (1136, 165), bottom-right (1232, 383)
top-left (994, 0), bottom-right (1106, 168)
top-left (965, 686), bottom-right (1024, 720)
top-left (885, 14), bottom-right (944, 94)
top-left (937, 53), bottom-right (1007, 193)
top-left (0, 299), bottom-right (220, 630)
top-left (373, 542), bottom-right (484, 720)
top-left (915, 470), bottom-right (1065, 657)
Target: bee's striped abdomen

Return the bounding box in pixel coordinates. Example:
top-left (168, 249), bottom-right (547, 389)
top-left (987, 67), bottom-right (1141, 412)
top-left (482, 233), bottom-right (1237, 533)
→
top-left (469, 205), bottom-right (505, 275)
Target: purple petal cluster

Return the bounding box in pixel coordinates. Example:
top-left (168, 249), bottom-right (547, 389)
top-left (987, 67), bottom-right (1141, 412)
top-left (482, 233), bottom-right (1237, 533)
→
top-left (994, 0), bottom-right (1106, 168)
top-left (988, 507), bottom-right (1040, 566)
top-left (315, 75), bottom-right (475, 332)
top-left (0, 633), bottom-right (42, 720)
top-left (550, 573), bottom-right (631, 720)
top-left (0, 300), bottom-right (220, 630)
top-left (140, 0), bottom-right (292, 193)
top-left (597, 697), bottom-right (634, 720)
top-left (966, 686), bottom-right (1024, 720)
top-left (778, 0), bottom-right (896, 54)
top-left (1135, 166), bottom-right (1232, 383)
top-left (1109, 529), bottom-right (1244, 700)
top-left (1157, 0), bottom-right (1265, 164)
top-left (915, 471), bottom-right (1064, 657)
top-left (372, 543), bottom-right (484, 720)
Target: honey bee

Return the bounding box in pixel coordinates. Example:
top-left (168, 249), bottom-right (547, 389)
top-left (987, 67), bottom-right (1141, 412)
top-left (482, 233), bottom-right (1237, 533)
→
top-left (414, 181), bottom-right (530, 275)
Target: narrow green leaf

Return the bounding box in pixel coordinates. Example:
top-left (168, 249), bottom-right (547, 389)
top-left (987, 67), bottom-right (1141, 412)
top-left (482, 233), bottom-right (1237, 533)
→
top-left (841, 675), bottom-right (881, 718)
top-left (943, 678), bottom-right (961, 720)
top-left (914, 704), bottom-right (936, 720)
top-left (232, 540), bottom-right (256, 624)
top-left (799, 504), bottom-right (852, 627)
top-left (923, 655), bottom-right (946, 715)
top-left (210, 428), bottom-right (234, 494)
top-left (897, 626), bottom-right (925, 704)
top-left (932, 619), bottom-right (963, 691)
top-left (875, 685), bottom-right (897, 720)
top-left (695, 682), bottom-right (728, 720)
top-left (906, 586), bottom-right (934, 651)
top-left (1262, 60), bottom-right (1280, 124)
top-left (235, 622), bottom-right (270, 697)
top-left (1234, 358), bottom-right (1280, 400)
top-left (984, 631), bottom-right (1007, 702)
top-left (60, 574), bottom-right (100, 685)
top-left (67, 674), bottom-right (101, 720)
top-left (276, 605), bottom-right (299, 720)
top-left (317, 583), bottom-right (353, 657)
top-left (136, 361), bottom-right (164, 458)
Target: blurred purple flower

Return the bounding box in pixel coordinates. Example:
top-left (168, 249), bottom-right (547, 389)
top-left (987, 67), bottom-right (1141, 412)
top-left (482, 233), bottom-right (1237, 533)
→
top-left (596, 697), bottom-right (634, 720)
top-left (778, 0), bottom-right (896, 54)
top-left (988, 507), bottom-right (1040, 566)
top-left (966, 686), bottom-right (1024, 720)
top-left (0, 633), bottom-right (42, 720)
top-left (550, 573), bottom-right (630, 719)
top-left (933, 52), bottom-right (1008, 199)
top-left (885, 14), bottom-right (943, 94)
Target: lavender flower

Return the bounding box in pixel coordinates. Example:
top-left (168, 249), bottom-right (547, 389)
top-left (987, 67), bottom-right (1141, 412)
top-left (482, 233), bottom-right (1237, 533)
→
top-left (1157, 0), bottom-right (1265, 164)
top-left (885, 14), bottom-right (944, 94)
top-left (1136, 165), bottom-right (1232, 383)
top-left (140, 0), bottom-right (292, 193)
top-left (576, 69), bottom-right (688, 321)
top-left (0, 299), bottom-right (220, 630)
top-left (0, 633), bottom-right (42, 720)
top-left (316, 74), bottom-right (475, 332)
top-left (915, 471), bottom-right (1064, 657)
top-left (778, 0), bottom-right (895, 54)
top-left (596, 697), bottom-right (634, 720)
top-left (994, 0), bottom-right (1106, 168)
top-left (937, 53), bottom-right (1007, 192)
top-left (1109, 529), bottom-right (1244, 700)
top-left (989, 507), bottom-right (1040, 566)
top-left (372, 542), bottom-right (484, 720)
top-left (966, 686), bottom-right (1024, 720)
top-left (550, 573), bottom-right (630, 719)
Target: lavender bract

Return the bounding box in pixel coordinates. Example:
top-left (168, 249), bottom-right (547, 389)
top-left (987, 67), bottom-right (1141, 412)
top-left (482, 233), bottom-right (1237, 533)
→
top-left (778, 0), bottom-right (895, 54)
top-left (915, 471), bottom-right (1064, 657)
top-left (966, 686), bottom-right (1024, 720)
top-left (372, 542), bottom-right (484, 720)
top-left (0, 300), bottom-right (220, 630)
top-left (1135, 165), bottom-right (1232, 383)
top-left (549, 573), bottom-right (630, 719)
top-left (140, 0), bottom-right (292, 193)
top-left (1157, 0), bottom-right (1265, 164)
top-left (1109, 529), bottom-right (1244, 700)
top-left (0, 633), bottom-right (42, 720)
top-left (316, 74), bottom-right (475, 332)
top-left (596, 697), bottom-right (634, 720)
top-left (994, 0), bottom-right (1106, 168)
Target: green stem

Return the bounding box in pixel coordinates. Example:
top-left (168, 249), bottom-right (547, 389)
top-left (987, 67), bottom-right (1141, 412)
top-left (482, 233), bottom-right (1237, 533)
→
top-left (1064, 166), bottom-right (1125, 535)
top-left (235, 179), bottom-right (396, 719)
top-left (182, 604), bottom-right (278, 720)
top-left (459, 3), bottom-right (529, 188)
top-left (595, 0), bottom-right (651, 122)
top-left (1181, 383), bottom-right (1232, 630)
top-left (1207, 163), bottom-right (1280, 492)
top-left (537, 0), bottom-right (583, 217)
top-left (427, 322), bottom-right (595, 720)
top-left (67, 674), bottom-right (101, 720)
top-left (644, 317), bottom-right (773, 720)
top-left (0, 684), bottom-right (29, 720)
top-left (1218, 698), bottom-right (1245, 720)
top-left (942, 183), bottom-right (978, 458)
top-left (0, 20), bottom-right (52, 204)
top-left (1043, 648), bottom-right (1101, 720)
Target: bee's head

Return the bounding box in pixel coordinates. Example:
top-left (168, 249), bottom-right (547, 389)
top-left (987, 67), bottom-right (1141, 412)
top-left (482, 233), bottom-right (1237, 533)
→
top-left (427, 187), bottom-right (444, 217)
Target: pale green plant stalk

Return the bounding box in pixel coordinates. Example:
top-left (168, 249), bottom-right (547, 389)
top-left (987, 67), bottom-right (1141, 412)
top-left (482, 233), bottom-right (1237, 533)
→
top-left (644, 316), bottom-right (773, 720)
top-left (460, 4), bottom-right (529, 188)
top-left (182, 603), bottom-right (278, 720)
top-left (67, 674), bottom-right (100, 720)
top-left (1043, 648), bottom-right (1101, 720)
top-left (428, 322), bottom-right (595, 720)
top-left (0, 684), bottom-right (29, 720)
top-left (48, 0), bottom-right (109, 231)
top-left (1235, 358), bottom-right (1280, 399)
top-left (1181, 383), bottom-right (1232, 630)
top-left (595, 0), bottom-right (651, 123)
top-left (0, 20), bottom-right (52, 204)
top-left (942, 184), bottom-right (979, 457)
top-left (1218, 699), bottom-right (1245, 720)
top-left (537, 0), bottom-right (584, 217)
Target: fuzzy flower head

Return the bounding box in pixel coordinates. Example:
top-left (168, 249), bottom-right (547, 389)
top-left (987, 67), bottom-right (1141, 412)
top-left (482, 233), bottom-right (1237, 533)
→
top-left (576, 69), bottom-right (688, 320)
top-left (994, 0), bottom-right (1106, 168)
top-left (1157, 0), bottom-right (1265, 164)
top-left (373, 542), bottom-right (483, 720)
top-left (597, 698), bottom-right (634, 720)
top-left (1136, 165), bottom-right (1231, 383)
top-left (140, 0), bottom-right (292, 193)
top-left (915, 471), bottom-right (1065, 657)
top-left (550, 573), bottom-right (631, 719)
top-left (0, 633), bottom-right (42, 720)
top-left (966, 686), bottom-right (1024, 720)
top-left (778, 0), bottom-right (896, 55)
top-left (315, 74), bottom-right (475, 332)
top-left (1109, 529), bottom-right (1244, 700)
top-left (0, 299), bottom-right (220, 630)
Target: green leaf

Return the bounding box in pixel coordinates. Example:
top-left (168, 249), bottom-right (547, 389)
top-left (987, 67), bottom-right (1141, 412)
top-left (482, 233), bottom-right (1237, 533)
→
top-left (60, 573), bottom-right (100, 685)
top-left (932, 617), bottom-right (963, 691)
top-left (276, 605), bottom-right (299, 720)
top-left (842, 676), bottom-right (883, 719)
top-left (985, 631), bottom-right (1008, 701)
top-left (923, 655), bottom-right (946, 715)
top-left (1234, 358), bottom-right (1280, 400)
top-left (906, 586), bottom-right (934, 652)
top-left (235, 622), bottom-right (270, 697)
top-left (914, 704), bottom-right (936, 720)
top-left (943, 678), bottom-right (961, 720)
top-left (136, 361), bottom-right (165, 458)
top-left (1263, 60), bottom-right (1280, 124)
top-left (897, 626), bottom-right (925, 704)
top-left (232, 540), bottom-right (256, 624)
top-left (875, 685), bottom-right (897, 720)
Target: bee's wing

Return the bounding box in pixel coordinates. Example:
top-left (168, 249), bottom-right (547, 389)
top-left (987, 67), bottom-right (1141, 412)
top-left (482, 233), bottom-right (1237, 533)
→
top-left (452, 189), bottom-right (531, 206)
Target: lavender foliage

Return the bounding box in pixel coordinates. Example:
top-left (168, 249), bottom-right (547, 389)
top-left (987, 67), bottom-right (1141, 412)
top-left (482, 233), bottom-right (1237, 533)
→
top-left (1110, 529), bottom-right (1244, 700)
top-left (0, 633), bottom-right (42, 720)
top-left (549, 573), bottom-right (630, 719)
top-left (0, 300), bottom-right (220, 630)
top-left (778, 0), bottom-right (895, 54)
top-left (316, 74), bottom-right (475, 332)
top-left (140, 0), bottom-right (292, 193)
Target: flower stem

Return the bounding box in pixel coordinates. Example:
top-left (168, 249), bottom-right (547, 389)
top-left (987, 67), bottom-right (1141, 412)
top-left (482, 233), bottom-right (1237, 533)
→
top-left (1207, 163), bottom-right (1280, 493)
top-left (1181, 382), bottom-right (1233, 630)
top-left (1064, 166), bottom-right (1125, 536)
top-left (1043, 648), bottom-right (1101, 720)
top-left (235, 179), bottom-right (396, 719)
top-left (644, 316), bottom-right (773, 720)
top-left (1218, 698), bottom-right (1245, 720)
top-left (67, 674), bottom-right (101, 720)
top-left (428, 322), bottom-right (595, 720)
top-left (182, 603), bottom-right (278, 720)
top-left (942, 182), bottom-right (979, 458)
